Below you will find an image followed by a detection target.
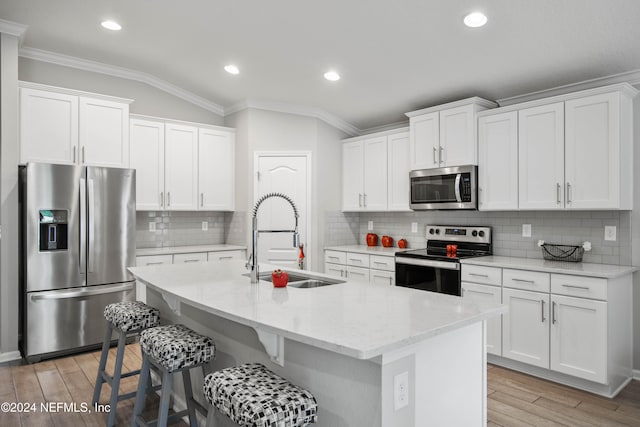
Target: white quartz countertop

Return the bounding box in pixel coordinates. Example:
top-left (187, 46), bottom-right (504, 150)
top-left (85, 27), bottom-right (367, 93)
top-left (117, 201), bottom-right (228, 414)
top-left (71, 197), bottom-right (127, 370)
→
top-left (324, 245), bottom-right (406, 257)
top-left (461, 256), bottom-right (637, 279)
top-left (129, 260), bottom-right (504, 360)
top-left (136, 244), bottom-right (246, 257)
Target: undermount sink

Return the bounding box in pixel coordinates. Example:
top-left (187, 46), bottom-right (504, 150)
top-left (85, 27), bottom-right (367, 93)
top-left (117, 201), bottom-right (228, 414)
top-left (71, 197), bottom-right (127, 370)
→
top-left (244, 271), bottom-right (345, 287)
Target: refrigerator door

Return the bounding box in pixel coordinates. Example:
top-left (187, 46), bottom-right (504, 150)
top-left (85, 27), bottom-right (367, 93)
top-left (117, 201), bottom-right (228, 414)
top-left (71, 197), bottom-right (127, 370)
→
top-left (87, 167), bottom-right (136, 286)
top-left (24, 282), bottom-right (135, 361)
top-left (24, 163), bottom-right (86, 292)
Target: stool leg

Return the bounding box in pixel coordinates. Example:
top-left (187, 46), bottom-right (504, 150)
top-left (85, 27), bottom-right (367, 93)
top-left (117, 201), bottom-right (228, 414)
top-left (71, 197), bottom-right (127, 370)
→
top-left (106, 329), bottom-right (127, 427)
top-left (181, 370), bottom-right (197, 427)
top-left (157, 370), bottom-right (173, 427)
top-left (92, 320), bottom-right (113, 406)
top-left (131, 355), bottom-right (151, 427)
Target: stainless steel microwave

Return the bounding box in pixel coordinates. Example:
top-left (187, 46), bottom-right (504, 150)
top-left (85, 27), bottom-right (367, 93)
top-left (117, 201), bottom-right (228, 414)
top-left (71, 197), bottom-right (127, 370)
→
top-left (409, 165), bottom-right (477, 210)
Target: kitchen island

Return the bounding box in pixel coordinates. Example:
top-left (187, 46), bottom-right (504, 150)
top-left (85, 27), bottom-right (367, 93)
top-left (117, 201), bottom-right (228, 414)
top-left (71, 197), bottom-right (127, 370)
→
top-left (129, 260), bottom-right (505, 427)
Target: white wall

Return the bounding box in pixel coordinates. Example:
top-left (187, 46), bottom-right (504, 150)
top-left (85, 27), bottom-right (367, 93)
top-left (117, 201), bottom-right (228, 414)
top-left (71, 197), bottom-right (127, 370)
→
top-left (632, 89), bottom-right (640, 370)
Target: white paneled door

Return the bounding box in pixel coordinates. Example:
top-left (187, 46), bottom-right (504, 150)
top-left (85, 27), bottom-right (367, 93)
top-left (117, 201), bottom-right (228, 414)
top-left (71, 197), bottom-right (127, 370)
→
top-left (255, 154), bottom-right (309, 270)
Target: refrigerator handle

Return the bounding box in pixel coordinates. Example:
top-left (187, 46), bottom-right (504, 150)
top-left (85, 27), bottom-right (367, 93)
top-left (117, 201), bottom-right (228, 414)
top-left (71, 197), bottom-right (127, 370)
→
top-left (88, 178), bottom-right (95, 273)
top-left (31, 282), bottom-right (134, 300)
top-left (79, 178), bottom-right (87, 274)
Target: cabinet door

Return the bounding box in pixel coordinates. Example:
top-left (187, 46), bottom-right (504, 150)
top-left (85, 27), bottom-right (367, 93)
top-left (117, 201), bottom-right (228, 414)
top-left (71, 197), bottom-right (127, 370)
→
top-left (362, 136), bottom-right (387, 210)
top-left (370, 269), bottom-right (394, 286)
top-left (79, 97), bottom-right (129, 167)
top-left (518, 103), bottom-right (564, 210)
top-left (208, 250), bottom-right (246, 262)
top-left (342, 141), bottom-right (364, 210)
top-left (462, 282), bottom-right (502, 356)
top-left (409, 112), bottom-right (439, 169)
top-left (439, 104), bottom-right (476, 167)
top-left (198, 128), bottom-right (235, 210)
top-left (130, 119), bottom-right (165, 210)
top-left (478, 111), bottom-right (518, 210)
top-left (502, 288), bottom-right (550, 368)
top-left (324, 262), bottom-right (345, 278)
top-left (19, 87), bottom-right (79, 165)
top-left (165, 123), bottom-right (199, 210)
top-left (346, 266), bottom-right (370, 282)
top-left (387, 132), bottom-right (410, 210)
top-left (565, 92), bottom-right (620, 209)
top-left (550, 295), bottom-right (607, 383)
top-left (135, 254), bottom-right (173, 303)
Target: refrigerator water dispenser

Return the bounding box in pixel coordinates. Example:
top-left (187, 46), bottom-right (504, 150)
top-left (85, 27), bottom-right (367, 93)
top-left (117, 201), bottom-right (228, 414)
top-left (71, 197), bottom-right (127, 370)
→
top-left (39, 209), bottom-right (68, 251)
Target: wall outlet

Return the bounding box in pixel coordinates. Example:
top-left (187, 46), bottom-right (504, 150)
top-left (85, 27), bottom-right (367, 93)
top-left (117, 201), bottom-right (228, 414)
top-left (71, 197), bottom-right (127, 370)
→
top-left (368, 221), bottom-right (374, 231)
top-left (393, 371), bottom-right (409, 411)
top-left (202, 221), bottom-right (209, 231)
top-left (411, 222), bottom-right (418, 233)
top-left (522, 224), bottom-right (532, 237)
top-left (149, 222), bottom-right (156, 232)
top-left (604, 225), bottom-right (616, 241)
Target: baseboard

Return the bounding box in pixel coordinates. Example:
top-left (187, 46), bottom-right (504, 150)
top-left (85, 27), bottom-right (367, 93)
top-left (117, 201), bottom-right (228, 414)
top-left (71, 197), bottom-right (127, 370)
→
top-left (0, 351), bottom-right (22, 364)
top-left (633, 369), bottom-right (640, 380)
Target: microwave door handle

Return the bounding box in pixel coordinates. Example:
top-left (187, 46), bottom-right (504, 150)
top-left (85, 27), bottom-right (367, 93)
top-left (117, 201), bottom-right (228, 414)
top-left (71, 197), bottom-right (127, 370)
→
top-left (454, 174), bottom-right (462, 202)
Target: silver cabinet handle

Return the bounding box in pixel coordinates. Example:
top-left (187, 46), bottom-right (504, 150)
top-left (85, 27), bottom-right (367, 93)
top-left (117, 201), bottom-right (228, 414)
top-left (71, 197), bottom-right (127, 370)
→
top-left (561, 284), bottom-right (590, 291)
top-left (567, 182), bottom-right (572, 204)
top-left (358, 193), bottom-right (363, 207)
top-left (184, 259), bottom-right (200, 263)
top-left (373, 261), bottom-right (387, 266)
top-left (541, 300), bottom-right (546, 322)
top-left (145, 262), bottom-right (164, 266)
top-left (557, 183), bottom-right (561, 204)
top-left (82, 146), bottom-right (86, 163)
top-left (433, 147), bottom-right (438, 164)
top-left (512, 278), bottom-right (535, 284)
top-left (201, 193), bottom-right (204, 207)
top-left (552, 301), bottom-right (557, 324)
top-left (469, 273), bottom-right (489, 278)
top-left (218, 256), bottom-right (233, 260)
top-left (160, 192), bottom-right (164, 207)
top-left (389, 277), bottom-right (392, 286)
top-left (363, 193), bottom-right (367, 207)
top-left (167, 192), bottom-right (171, 207)
top-left (328, 256), bottom-right (340, 261)
top-left (439, 146), bottom-right (444, 164)
top-left (73, 146), bottom-right (77, 163)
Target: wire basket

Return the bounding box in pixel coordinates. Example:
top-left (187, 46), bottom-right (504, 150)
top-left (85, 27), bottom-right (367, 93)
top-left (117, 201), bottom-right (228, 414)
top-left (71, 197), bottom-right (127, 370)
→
top-left (540, 243), bottom-right (584, 262)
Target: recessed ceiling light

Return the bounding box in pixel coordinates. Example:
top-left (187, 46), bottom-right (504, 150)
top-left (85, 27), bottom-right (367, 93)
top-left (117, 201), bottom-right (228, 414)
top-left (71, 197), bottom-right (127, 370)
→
top-left (101, 20), bottom-right (122, 31)
top-left (324, 71), bottom-right (340, 82)
top-left (224, 64), bottom-right (240, 75)
top-left (463, 12), bottom-right (487, 28)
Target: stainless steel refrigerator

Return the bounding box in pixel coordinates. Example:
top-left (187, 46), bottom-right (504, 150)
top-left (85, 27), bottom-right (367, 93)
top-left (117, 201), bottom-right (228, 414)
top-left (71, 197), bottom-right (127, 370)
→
top-left (19, 163), bottom-right (136, 362)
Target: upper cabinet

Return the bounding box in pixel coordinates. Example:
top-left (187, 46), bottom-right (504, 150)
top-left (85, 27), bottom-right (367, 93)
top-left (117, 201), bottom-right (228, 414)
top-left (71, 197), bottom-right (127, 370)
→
top-left (478, 83), bottom-right (637, 211)
top-left (19, 83), bottom-right (132, 168)
top-left (406, 97), bottom-right (496, 170)
top-left (130, 116), bottom-right (235, 211)
top-left (342, 129), bottom-right (410, 212)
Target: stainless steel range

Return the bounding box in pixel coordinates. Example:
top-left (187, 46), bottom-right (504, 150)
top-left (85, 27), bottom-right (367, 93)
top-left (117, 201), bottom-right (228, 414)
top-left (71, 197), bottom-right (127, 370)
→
top-left (395, 225), bottom-right (492, 296)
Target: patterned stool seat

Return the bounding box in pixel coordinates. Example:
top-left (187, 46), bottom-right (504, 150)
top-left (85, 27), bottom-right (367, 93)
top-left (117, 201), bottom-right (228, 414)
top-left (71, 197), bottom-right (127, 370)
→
top-left (203, 363), bottom-right (318, 427)
top-left (140, 324), bottom-right (216, 372)
top-left (103, 301), bottom-right (160, 332)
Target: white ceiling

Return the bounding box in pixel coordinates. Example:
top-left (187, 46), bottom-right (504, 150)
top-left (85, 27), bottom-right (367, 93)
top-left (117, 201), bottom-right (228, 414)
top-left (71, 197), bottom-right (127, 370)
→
top-left (2, 0), bottom-right (640, 132)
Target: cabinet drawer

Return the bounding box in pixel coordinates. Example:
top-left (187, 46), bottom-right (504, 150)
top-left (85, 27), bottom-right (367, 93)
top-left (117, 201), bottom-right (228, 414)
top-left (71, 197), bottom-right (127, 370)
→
top-left (551, 274), bottom-right (607, 301)
top-left (461, 265), bottom-right (501, 286)
top-left (369, 255), bottom-right (395, 272)
top-left (370, 269), bottom-right (394, 286)
top-left (346, 252), bottom-right (370, 268)
top-left (173, 252), bottom-right (208, 263)
top-left (136, 254), bottom-right (173, 266)
top-left (503, 269), bottom-right (550, 292)
top-left (325, 250), bottom-right (346, 265)
top-left (208, 250), bottom-right (245, 262)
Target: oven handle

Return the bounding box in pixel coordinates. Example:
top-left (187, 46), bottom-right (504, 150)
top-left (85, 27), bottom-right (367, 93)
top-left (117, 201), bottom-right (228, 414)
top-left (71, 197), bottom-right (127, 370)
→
top-left (395, 257), bottom-right (460, 270)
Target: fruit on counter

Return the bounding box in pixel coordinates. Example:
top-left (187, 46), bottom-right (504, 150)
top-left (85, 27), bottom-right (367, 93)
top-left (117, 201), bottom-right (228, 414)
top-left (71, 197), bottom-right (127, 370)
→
top-left (272, 269), bottom-right (289, 287)
top-left (397, 239), bottom-right (408, 248)
top-left (366, 233), bottom-right (379, 246)
top-left (381, 235), bottom-right (394, 247)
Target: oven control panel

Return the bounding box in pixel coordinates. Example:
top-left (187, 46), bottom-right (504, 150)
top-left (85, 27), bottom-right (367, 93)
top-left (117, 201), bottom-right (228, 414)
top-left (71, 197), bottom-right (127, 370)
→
top-left (425, 225), bottom-right (491, 244)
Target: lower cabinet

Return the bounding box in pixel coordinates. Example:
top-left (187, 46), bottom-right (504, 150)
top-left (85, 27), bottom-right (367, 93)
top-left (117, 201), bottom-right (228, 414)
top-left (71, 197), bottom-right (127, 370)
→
top-left (208, 250), bottom-right (245, 262)
top-left (462, 282), bottom-right (502, 356)
top-left (173, 252), bottom-right (208, 264)
top-left (324, 249), bottom-right (395, 284)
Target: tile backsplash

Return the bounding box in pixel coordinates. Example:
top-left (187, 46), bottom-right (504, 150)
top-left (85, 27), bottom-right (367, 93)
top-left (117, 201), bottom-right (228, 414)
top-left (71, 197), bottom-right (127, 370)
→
top-left (325, 210), bottom-right (631, 265)
top-left (136, 211), bottom-right (227, 248)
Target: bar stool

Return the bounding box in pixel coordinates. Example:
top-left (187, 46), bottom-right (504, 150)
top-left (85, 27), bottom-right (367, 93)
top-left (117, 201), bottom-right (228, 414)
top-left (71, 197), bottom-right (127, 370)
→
top-left (92, 301), bottom-right (161, 427)
top-left (203, 363), bottom-right (318, 427)
top-left (132, 324), bottom-right (216, 427)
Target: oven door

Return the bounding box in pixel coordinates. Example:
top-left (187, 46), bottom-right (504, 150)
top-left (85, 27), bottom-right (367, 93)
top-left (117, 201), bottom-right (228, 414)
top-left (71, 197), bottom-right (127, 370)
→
top-left (395, 258), bottom-right (461, 296)
top-left (409, 165), bottom-right (476, 210)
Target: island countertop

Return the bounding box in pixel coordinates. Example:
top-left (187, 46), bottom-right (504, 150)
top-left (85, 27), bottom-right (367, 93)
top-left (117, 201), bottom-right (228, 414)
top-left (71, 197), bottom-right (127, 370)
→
top-left (129, 260), bottom-right (504, 360)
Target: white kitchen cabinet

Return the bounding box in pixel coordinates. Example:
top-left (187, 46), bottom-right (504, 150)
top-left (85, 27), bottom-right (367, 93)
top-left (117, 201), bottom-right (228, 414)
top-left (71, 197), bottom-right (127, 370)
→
top-left (341, 141), bottom-right (364, 211)
top-left (208, 250), bottom-right (246, 262)
top-left (324, 262), bottom-right (346, 279)
top-left (518, 102), bottom-right (565, 210)
top-left (324, 249), bottom-right (395, 284)
top-left (478, 111), bottom-right (518, 210)
top-left (370, 269), bottom-right (394, 286)
top-left (342, 137), bottom-right (387, 211)
top-left (135, 254), bottom-right (173, 302)
top-left (387, 131), bottom-right (411, 211)
top-left (19, 83), bottom-right (131, 168)
top-left (346, 266), bottom-right (370, 282)
top-left (130, 118), bottom-right (165, 210)
top-left (502, 287), bottom-right (550, 368)
top-left (198, 128), bottom-right (235, 210)
top-left (79, 97), bottom-right (129, 167)
top-left (550, 294), bottom-right (607, 383)
top-left (173, 252), bottom-right (208, 263)
top-left (164, 123), bottom-right (199, 210)
top-left (370, 255), bottom-right (395, 286)
top-left (406, 98), bottom-right (496, 170)
top-left (462, 282), bottom-right (502, 356)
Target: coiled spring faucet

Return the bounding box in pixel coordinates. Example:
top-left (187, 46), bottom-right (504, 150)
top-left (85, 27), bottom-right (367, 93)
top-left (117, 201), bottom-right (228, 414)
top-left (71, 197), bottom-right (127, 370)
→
top-left (247, 192), bottom-right (300, 283)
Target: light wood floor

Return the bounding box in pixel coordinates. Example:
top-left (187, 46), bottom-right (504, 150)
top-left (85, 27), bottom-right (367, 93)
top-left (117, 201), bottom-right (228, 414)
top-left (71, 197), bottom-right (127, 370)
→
top-left (1, 344), bottom-right (639, 426)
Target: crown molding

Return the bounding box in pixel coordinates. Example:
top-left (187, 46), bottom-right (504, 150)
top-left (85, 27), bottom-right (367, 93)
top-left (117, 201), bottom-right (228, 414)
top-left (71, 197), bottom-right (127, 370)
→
top-left (497, 69), bottom-right (640, 106)
top-left (359, 120), bottom-right (409, 135)
top-left (0, 19), bottom-right (28, 43)
top-left (226, 99), bottom-right (360, 136)
top-left (19, 47), bottom-right (225, 116)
